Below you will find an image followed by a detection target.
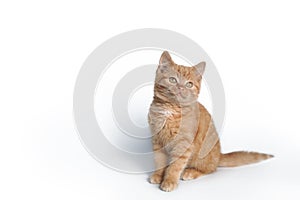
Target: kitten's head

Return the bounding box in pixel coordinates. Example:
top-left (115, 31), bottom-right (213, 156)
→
top-left (154, 51), bottom-right (206, 106)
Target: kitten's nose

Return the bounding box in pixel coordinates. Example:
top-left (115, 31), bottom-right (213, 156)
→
top-left (177, 85), bottom-right (185, 90)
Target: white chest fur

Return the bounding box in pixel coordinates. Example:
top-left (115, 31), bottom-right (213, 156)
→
top-left (148, 105), bottom-right (174, 135)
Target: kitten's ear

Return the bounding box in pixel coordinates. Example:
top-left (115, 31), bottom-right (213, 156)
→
top-left (193, 61), bottom-right (206, 77)
top-left (159, 51), bottom-right (173, 65)
top-left (157, 51), bottom-right (174, 73)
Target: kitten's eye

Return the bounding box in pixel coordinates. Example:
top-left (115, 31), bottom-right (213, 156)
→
top-left (186, 82), bottom-right (193, 88)
top-left (169, 77), bottom-right (177, 83)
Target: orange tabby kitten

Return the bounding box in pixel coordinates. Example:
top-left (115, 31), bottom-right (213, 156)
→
top-left (148, 51), bottom-right (273, 192)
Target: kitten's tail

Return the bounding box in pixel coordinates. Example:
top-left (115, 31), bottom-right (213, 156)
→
top-left (218, 151), bottom-right (274, 167)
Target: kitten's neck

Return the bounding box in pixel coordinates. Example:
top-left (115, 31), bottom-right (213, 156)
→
top-left (152, 95), bottom-right (197, 109)
top-left (153, 95), bottom-right (169, 104)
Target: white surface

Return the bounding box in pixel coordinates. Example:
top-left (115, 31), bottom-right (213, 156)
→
top-left (0, 1), bottom-right (300, 200)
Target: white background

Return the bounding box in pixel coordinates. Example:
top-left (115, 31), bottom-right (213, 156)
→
top-left (1, 1), bottom-right (300, 200)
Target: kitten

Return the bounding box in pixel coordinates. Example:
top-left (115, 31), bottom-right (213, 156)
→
top-left (148, 51), bottom-right (273, 192)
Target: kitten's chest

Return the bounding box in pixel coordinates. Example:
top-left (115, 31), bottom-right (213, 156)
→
top-left (148, 105), bottom-right (181, 136)
top-left (148, 103), bottom-right (199, 146)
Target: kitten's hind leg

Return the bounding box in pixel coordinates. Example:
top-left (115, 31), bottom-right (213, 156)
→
top-left (181, 168), bottom-right (203, 181)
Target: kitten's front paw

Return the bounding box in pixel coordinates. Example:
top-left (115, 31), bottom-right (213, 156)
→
top-left (160, 179), bottom-right (178, 192)
top-left (149, 173), bottom-right (163, 184)
top-left (181, 168), bottom-right (202, 181)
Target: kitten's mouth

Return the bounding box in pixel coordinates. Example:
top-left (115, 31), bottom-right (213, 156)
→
top-left (175, 92), bottom-right (187, 99)
top-left (168, 90), bottom-right (187, 99)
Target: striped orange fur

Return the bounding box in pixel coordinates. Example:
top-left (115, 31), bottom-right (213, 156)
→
top-left (148, 51), bottom-right (273, 192)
